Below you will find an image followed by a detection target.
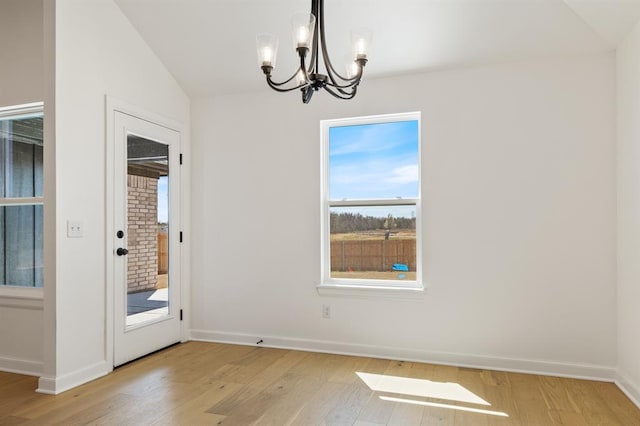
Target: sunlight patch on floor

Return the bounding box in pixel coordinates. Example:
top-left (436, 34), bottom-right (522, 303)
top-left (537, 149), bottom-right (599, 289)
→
top-left (380, 395), bottom-right (509, 417)
top-left (356, 371), bottom-right (490, 405)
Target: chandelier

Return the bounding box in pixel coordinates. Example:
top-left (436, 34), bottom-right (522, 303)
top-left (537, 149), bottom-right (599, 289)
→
top-left (256, 0), bottom-right (372, 104)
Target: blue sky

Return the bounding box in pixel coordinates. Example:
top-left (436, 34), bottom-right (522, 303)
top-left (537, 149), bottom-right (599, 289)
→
top-left (329, 120), bottom-right (419, 218)
top-left (158, 176), bottom-right (168, 223)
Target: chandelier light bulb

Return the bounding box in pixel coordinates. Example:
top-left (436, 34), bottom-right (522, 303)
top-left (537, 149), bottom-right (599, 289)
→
top-left (356, 39), bottom-right (366, 57)
top-left (351, 28), bottom-right (372, 60)
top-left (291, 12), bottom-right (316, 50)
top-left (346, 61), bottom-right (359, 79)
top-left (297, 27), bottom-right (309, 47)
top-left (262, 47), bottom-right (273, 65)
top-left (256, 34), bottom-right (279, 69)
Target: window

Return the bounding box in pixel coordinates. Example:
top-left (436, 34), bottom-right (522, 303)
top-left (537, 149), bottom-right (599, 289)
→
top-left (321, 112), bottom-right (422, 291)
top-left (0, 103), bottom-right (44, 288)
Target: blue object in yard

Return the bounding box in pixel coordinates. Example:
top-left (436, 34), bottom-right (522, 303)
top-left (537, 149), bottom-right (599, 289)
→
top-left (398, 274), bottom-right (406, 279)
top-left (392, 263), bottom-right (409, 272)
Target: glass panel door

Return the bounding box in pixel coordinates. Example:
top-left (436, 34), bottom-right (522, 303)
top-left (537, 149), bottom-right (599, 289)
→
top-left (113, 110), bottom-right (181, 367)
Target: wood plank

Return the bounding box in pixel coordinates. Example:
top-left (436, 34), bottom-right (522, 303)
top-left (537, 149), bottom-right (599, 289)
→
top-left (327, 355), bottom-right (371, 384)
top-left (537, 375), bottom-right (579, 413)
top-left (0, 415), bottom-right (29, 425)
top-left (205, 350), bottom-right (310, 416)
top-left (510, 373), bottom-right (560, 425)
top-left (150, 380), bottom-right (241, 425)
top-left (387, 401), bottom-right (425, 426)
top-left (289, 381), bottom-right (349, 425)
top-left (592, 381), bottom-right (640, 425)
top-left (251, 374), bottom-right (324, 424)
top-left (324, 379), bottom-right (374, 425)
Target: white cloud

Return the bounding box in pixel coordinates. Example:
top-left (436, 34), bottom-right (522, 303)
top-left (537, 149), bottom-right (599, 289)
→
top-left (330, 161), bottom-right (419, 199)
top-left (386, 165), bottom-right (418, 184)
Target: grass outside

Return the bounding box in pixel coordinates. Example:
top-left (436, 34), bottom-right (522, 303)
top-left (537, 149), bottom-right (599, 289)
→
top-left (331, 229), bottom-right (416, 241)
top-left (331, 271), bottom-right (417, 281)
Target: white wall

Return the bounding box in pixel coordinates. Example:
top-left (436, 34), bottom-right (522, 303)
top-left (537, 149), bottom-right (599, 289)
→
top-left (39, 0), bottom-right (189, 393)
top-left (617, 21), bottom-right (640, 405)
top-left (0, 0), bottom-right (43, 106)
top-left (191, 53), bottom-right (617, 379)
top-left (0, 0), bottom-right (45, 376)
top-left (0, 300), bottom-right (43, 375)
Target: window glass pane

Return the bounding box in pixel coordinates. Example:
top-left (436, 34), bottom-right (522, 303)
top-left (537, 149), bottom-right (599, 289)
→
top-left (0, 205), bottom-right (43, 287)
top-left (126, 135), bottom-right (169, 326)
top-left (329, 120), bottom-right (419, 200)
top-left (0, 115), bottom-right (44, 198)
top-left (329, 205), bottom-right (416, 281)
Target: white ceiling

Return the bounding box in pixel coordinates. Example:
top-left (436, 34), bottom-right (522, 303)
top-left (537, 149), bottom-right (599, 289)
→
top-left (114, 0), bottom-right (640, 99)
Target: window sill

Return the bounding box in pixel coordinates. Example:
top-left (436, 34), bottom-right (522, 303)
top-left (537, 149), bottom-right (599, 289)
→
top-left (316, 283), bottom-right (425, 300)
top-left (0, 287), bottom-right (44, 309)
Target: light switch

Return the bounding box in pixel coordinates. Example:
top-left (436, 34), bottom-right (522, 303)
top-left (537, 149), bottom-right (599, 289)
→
top-left (67, 220), bottom-right (83, 238)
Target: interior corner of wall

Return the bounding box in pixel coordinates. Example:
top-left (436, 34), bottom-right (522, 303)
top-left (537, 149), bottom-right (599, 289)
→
top-left (616, 369), bottom-right (640, 409)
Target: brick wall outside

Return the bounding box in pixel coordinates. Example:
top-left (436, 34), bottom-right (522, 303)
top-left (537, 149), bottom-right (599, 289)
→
top-left (127, 175), bottom-right (158, 293)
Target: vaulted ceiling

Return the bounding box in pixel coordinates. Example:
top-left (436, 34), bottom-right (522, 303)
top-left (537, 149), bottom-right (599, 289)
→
top-left (114, 0), bottom-right (640, 98)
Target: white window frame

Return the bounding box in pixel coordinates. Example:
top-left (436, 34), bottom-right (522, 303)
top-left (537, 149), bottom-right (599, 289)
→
top-left (319, 112), bottom-right (423, 295)
top-left (0, 102), bottom-right (44, 294)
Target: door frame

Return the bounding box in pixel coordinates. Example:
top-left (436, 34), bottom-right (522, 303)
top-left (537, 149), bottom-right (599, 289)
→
top-left (105, 96), bottom-right (189, 368)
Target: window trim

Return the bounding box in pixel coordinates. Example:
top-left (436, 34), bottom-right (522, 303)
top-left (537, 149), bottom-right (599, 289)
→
top-left (0, 102), bottom-right (44, 120)
top-left (319, 111), bottom-right (423, 293)
top-left (0, 102), bottom-right (44, 293)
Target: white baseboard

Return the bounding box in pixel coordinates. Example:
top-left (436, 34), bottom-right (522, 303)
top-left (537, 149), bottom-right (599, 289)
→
top-left (0, 356), bottom-right (43, 376)
top-left (615, 370), bottom-right (640, 409)
top-left (190, 329), bottom-right (616, 382)
top-left (37, 361), bottom-right (111, 395)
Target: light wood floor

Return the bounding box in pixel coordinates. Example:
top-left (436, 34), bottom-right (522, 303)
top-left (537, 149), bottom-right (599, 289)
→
top-left (1, 341), bottom-right (639, 425)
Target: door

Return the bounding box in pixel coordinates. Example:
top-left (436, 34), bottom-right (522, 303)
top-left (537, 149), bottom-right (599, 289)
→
top-left (113, 111), bottom-right (181, 366)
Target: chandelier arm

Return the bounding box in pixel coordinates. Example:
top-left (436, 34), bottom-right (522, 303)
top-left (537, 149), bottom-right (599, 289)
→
top-left (308, 45), bottom-right (317, 74)
top-left (321, 49), bottom-right (354, 85)
top-left (323, 65), bottom-right (364, 89)
top-left (309, 0), bottom-right (319, 74)
top-left (317, 0), bottom-right (355, 85)
top-left (266, 75), bottom-right (309, 92)
top-left (299, 49), bottom-right (312, 83)
top-left (324, 81), bottom-right (358, 90)
top-left (318, 41), bottom-right (351, 96)
top-left (268, 50), bottom-right (310, 87)
top-left (323, 84), bottom-right (357, 100)
top-left (317, 17), bottom-right (361, 96)
top-left (267, 71), bottom-right (301, 87)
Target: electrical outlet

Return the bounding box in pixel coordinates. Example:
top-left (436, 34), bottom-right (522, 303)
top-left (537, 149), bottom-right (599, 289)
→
top-left (67, 220), bottom-right (83, 238)
top-left (322, 304), bottom-right (331, 319)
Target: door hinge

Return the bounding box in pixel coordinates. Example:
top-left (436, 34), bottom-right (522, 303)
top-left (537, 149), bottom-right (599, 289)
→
top-left (179, 153), bottom-right (183, 165)
top-left (180, 309), bottom-right (183, 321)
top-left (180, 231), bottom-right (183, 243)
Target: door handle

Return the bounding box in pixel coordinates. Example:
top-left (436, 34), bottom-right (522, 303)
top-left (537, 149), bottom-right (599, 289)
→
top-left (116, 248), bottom-right (129, 256)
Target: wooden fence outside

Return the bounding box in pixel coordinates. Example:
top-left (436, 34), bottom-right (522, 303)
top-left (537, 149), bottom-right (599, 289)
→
top-left (330, 239), bottom-right (416, 272)
top-left (156, 234), bottom-right (415, 274)
top-left (157, 232), bottom-right (168, 274)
